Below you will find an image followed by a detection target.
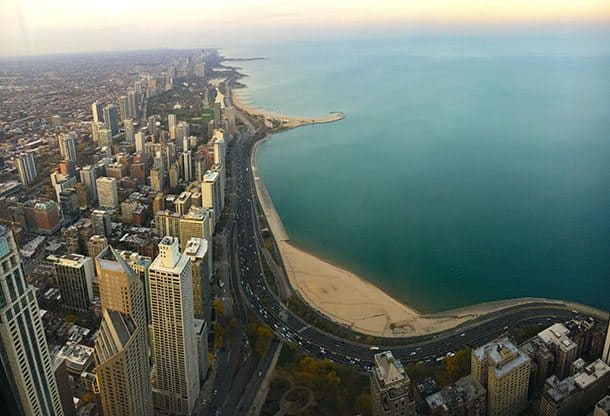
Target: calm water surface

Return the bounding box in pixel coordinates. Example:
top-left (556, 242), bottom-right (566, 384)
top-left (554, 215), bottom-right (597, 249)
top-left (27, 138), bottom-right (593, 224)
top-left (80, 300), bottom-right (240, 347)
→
top-left (226, 34), bottom-right (610, 313)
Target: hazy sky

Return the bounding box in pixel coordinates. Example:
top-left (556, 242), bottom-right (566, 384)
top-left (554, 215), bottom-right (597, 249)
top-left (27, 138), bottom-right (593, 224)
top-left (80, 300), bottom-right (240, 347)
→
top-left (1, 0), bottom-right (609, 56)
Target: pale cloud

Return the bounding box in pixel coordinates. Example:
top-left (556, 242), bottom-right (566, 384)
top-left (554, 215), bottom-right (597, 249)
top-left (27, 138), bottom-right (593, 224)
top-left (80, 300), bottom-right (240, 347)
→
top-left (1, 0), bottom-right (609, 56)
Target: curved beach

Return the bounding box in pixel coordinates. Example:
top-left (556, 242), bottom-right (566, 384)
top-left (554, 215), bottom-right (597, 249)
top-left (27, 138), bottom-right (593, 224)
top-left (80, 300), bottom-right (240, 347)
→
top-left (234, 84), bottom-right (607, 338)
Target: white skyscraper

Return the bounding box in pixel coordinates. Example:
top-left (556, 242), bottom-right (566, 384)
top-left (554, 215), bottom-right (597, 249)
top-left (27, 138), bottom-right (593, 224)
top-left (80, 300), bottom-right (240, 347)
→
top-left (0, 226), bottom-right (64, 415)
top-left (59, 133), bottom-right (77, 162)
top-left (149, 237), bottom-right (200, 415)
top-left (182, 151), bottom-right (193, 182)
top-left (213, 129), bottom-right (225, 166)
top-left (96, 177), bottom-right (119, 209)
top-left (16, 152), bottom-right (37, 185)
top-left (135, 131), bottom-right (146, 153)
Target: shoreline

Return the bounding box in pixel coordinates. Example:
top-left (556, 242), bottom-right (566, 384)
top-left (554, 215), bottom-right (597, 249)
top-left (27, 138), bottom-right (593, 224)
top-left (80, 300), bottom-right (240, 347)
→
top-left (229, 73), bottom-right (609, 338)
top-left (232, 88), bottom-right (344, 131)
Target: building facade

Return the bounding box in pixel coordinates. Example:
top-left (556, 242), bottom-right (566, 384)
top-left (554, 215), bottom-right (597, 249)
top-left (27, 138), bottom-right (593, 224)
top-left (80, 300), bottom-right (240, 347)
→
top-left (0, 226), bottom-right (64, 416)
top-left (370, 351), bottom-right (416, 416)
top-left (149, 237), bottom-right (200, 415)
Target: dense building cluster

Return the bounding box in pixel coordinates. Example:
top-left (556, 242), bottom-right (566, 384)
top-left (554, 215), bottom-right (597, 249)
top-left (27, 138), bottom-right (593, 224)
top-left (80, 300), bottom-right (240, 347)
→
top-left (371, 318), bottom-right (610, 416)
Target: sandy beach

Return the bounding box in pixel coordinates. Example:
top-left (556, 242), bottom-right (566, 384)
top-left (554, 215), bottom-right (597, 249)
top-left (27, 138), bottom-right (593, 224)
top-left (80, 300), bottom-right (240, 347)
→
top-left (236, 84), bottom-right (605, 338)
top-left (233, 90), bottom-right (344, 130)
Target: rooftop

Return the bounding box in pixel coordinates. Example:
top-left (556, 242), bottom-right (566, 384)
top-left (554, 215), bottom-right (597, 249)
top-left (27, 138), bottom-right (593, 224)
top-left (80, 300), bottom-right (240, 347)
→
top-left (573, 359), bottom-right (610, 389)
top-left (596, 396), bottom-right (610, 412)
top-left (203, 170), bottom-right (219, 182)
top-left (474, 337), bottom-right (530, 378)
top-left (537, 323), bottom-right (577, 352)
top-left (374, 351), bottom-right (407, 386)
top-left (184, 237), bottom-right (208, 258)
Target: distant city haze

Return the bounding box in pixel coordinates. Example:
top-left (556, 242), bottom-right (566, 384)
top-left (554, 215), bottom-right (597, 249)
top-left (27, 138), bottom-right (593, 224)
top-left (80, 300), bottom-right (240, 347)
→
top-left (2, 0), bottom-right (610, 56)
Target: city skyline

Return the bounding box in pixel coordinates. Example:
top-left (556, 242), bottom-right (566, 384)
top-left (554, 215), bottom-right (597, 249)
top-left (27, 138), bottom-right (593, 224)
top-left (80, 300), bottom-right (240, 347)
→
top-left (2, 0), bottom-right (610, 56)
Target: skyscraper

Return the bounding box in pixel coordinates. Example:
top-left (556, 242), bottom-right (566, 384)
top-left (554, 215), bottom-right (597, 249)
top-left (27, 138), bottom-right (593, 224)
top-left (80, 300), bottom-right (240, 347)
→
top-left (183, 237), bottom-right (212, 322)
top-left (58, 188), bottom-right (81, 226)
top-left (472, 337), bottom-right (531, 416)
top-left (168, 113), bottom-right (177, 139)
top-left (96, 177), bottom-right (119, 209)
top-left (127, 90), bottom-right (138, 119)
top-left (103, 104), bottom-right (119, 136)
top-left (135, 131), bottom-right (146, 153)
top-left (202, 170), bottom-right (222, 228)
top-left (370, 351), bottom-right (416, 416)
top-left (91, 101), bottom-right (104, 124)
top-left (179, 207), bottom-right (212, 252)
top-left (16, 152), bottom-right (37, 185)
top-left (79, 165), bottom-right (98, 203)
top-left (0, 226), bottom-right (64, 416)
top-left (59, 133), bottom-right (77, 162)
top-left (91, 209), bottom-right (112, 237)
top-left (147, 116), bottom-right (157, 138)
top-left (149, 237), bottom-right (200, 415)
top-left (118, 95), bottom-right (129, 120)
top-left (52, 254), bottom-right (94, 311)
top-left (123, 119), bottom-right (134, 143)
top-left (182, 150), bottom-right (193, 182)
top-left (94, 247), bottom-right (153, 416)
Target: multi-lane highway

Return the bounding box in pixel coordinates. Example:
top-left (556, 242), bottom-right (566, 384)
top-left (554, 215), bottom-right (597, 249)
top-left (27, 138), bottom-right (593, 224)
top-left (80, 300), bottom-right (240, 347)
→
top-left (225, 106), bottom-right (607, 377)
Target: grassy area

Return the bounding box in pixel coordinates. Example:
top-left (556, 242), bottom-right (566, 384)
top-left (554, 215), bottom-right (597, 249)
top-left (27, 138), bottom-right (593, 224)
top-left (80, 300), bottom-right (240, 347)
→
top-left (263, 348), bottom-right (372, 416)
top-left (406, 347), bottom-right (471, 388)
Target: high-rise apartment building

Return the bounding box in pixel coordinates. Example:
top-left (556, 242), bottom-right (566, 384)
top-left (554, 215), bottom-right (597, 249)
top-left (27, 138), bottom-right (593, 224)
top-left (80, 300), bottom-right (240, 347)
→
top-left (79, 165), bottom-right (98, 203)
top-left (52, 254), bottom-right (94, 311)
top-left (149, 237), bottom-right (200, 415)
top-left (91, 101), bottom-right (104, 124)
top-left (537, 323), bottom-right (579, 379)
top-left (16, 152), bottom-right (37, 185)
top-left (179, 207), bottom-right (212, 251)
top-left (103, 104), bottom-right (120, 136)
top-left (94, 247), bottom-right (153, 416)
top-left (182, 151), bottom-right (193, 182)
top-left (0, 226), bottom-right (64, 416)
top-left (91, 209), bottom-right (112, 237)
top-left (96, 177), bottom-right (119, 209)
top-left (370, 351), bottom-right (416, 416)
top-left (58, 188), bottom-right (80, 226)
top-left (59, 133), bottom-right (77, 162)
top-left (174, 191), bottom-right (192, 216)
top-left (127, 90), bottom-right (138, 119)
top-left (472, 337), bottom-right (531, 416)
top-left (123, 119), bottom-right (134, 142)
top-left (87, 235), bottom-right (108, 260)
top-left (202, 170), bottom-right (222, 228)
top-left (135, 131), bottom-right (146, 153)
top-left (183, 237), bottom-right (212, 322)
top-left (118, 95), bottom-right (129, 120)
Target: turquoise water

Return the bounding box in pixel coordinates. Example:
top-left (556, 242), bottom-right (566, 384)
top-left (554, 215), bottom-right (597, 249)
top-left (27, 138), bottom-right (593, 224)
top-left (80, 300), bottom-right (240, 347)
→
top-left (226, 34), bottom-right (610, 313)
